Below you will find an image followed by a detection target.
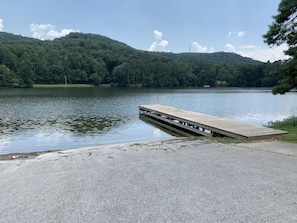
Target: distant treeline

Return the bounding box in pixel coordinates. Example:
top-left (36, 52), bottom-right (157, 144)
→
top-left (0, 32), bottom-right (281, 88)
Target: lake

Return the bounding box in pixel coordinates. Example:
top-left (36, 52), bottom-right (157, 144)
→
top-left (0, 87), bottom-right (296, 154)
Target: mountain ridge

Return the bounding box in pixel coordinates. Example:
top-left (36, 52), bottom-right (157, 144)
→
top-left (0, 31), bottom-right (262, 64)
top-left (0, 31), bottom-right (278, 88)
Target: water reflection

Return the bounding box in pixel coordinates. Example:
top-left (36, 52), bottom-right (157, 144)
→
top-left (139, 116), bottom-right (182, 137)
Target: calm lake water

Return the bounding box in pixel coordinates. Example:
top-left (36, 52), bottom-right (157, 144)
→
top-left (0, 87), bottom-right (296, 154)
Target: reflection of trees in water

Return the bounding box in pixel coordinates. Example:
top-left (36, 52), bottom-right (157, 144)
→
top-left (0, 116), bottom-right (124, 136)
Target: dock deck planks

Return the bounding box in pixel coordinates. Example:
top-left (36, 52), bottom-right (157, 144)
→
top-left (139, 104), bottom-right (288, 142)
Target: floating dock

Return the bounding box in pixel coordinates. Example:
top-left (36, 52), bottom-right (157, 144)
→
top-left (139, 104), bottom-right (288, 142)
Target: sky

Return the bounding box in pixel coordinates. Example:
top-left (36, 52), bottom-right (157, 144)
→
top-left (0, 0), bottom-right (289, 62)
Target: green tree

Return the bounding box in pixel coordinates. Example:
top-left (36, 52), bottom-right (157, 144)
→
top-left (18, 53), bottom-right (35, 87)
top-left (263, 0), bottom-right (297, 94)
top-left (112, 63), bottom-right (129, 86)
top-left (0, 31), bottom-right (282, 88)
top-left (89, 73), bottom-right (102, 86)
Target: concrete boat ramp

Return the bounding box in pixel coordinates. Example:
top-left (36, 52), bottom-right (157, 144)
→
top-left (0, 139), bottom-right (296, 222)
top-left (139, 104), bottom-right (287, 141)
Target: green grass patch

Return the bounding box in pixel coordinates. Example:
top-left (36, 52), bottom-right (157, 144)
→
top-left (33, 84), bottom-right (95, 88)
top-left (127, 84), bottom-right (143, 88)
top-left (99, 84), bottom-right (112, 88)
top-left (267, 116), bottom-right (297, 142)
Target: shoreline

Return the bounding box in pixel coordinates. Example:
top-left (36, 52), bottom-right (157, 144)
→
top-left (0, 150), bottom-right (59, 161)
top-left (0, 137), bottom-right (190, 161)
top-left (1, 137), bottom-right (296, 161)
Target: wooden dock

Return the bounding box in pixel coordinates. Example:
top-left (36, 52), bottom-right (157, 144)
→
top-left (139, 104), bottom-right (288, 142)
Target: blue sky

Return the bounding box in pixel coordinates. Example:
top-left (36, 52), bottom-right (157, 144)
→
top-left (0, 0), bottom-right (288, 62)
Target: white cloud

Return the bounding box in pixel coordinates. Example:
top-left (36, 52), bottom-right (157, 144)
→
top-left (47, 29), bottom-right (77, 38)
top-left (238, 45), bottom-right (257, 49)
top-left (225, 43), bottom-right (236, 52)
top-left (30, 24), bottom-right (55, 39)
top-left (30, 23), bottom-right (55, 32)
top-left (191, 42), bottom-right (208, 53)
top-left (153, 30), bottom-right (163, 41)
top-left (237, 31), bottom-right (246, 38)
top-left (0, 19), bottom-right (3, 31)
top-left (148, 30), bottom-right (170, 52)
top-left (228, 30), bottom-right (246, 38)
top-left (30, 23), bottom-right (79, 40)
top-left (224, 43), bottom-right (289, 62)
top-left (205, 46), bottom-right (214, 53)
top-left (191, 42), bottom-right (215, 53)
top-left (237, 44), bottom-right (289, 62)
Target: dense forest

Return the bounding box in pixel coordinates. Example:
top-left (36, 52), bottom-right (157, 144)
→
top-left (0, 32), bottom-right (282, 88)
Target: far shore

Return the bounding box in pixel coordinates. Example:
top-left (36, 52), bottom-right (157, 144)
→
top-left (32, 83), bottom-right (144, 88)
top-left (33, 84), bottom-right (96, 88)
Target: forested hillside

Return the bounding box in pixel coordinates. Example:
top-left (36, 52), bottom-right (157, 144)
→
top-left (151, 51), bottom-right (261, 65)
top-left (0, 32), bottom-right (281, 88)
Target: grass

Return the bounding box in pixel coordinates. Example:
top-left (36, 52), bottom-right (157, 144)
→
top-left (99, 84), bottom-right (113, 88)
top-left (34, 83), bottom-right (142, 88)
top-left (33, 84), bottom-right (95, 88)
top-left (267, 116), bottom-right (297, 142)
top-left (201, 116), bottom-right (297, 144)
top-left (127, 84), bottom-right (143, 88)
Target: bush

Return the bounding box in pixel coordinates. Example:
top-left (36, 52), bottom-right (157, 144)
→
top-left (267, 116), bottom-right (297, 142)
top-left (267, 116), bottom-right (297, 130)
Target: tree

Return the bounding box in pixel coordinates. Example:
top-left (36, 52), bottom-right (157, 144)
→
top-left (0, 65), bottom-right (20, 87)
top-left (89, 73), bottom-right (102, 86)
top-left (263, 0), bottom-right (297, 94)
top-left (0, 31), bottom-right (282, 88)
top-left (18, 53), bottom-right (35, 87)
